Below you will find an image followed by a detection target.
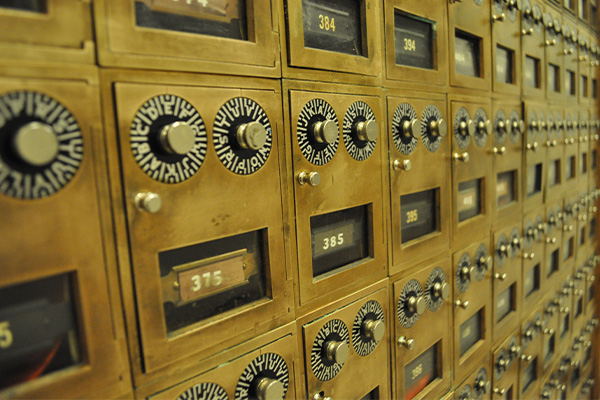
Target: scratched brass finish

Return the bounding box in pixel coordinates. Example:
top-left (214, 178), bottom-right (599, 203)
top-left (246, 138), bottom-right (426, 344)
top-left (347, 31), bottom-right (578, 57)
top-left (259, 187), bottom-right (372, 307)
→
top-left (94, 0), bottom-right (280, 77)
top-left (387, 91), bottom-right (450, 274)
top-left (103, 71), bottom-right (292, 383)
top-left (391, 258), bottom-right (452, 400)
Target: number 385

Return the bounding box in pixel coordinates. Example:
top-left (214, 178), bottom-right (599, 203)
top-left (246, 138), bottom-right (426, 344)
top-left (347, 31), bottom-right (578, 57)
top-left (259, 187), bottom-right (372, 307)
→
top-left (323, 233), bottom-right (344, 250)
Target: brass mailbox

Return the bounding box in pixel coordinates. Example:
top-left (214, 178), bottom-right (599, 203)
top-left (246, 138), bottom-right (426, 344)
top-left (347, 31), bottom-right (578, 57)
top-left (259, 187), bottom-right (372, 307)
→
top-left (491, 99), bottom-right (524, 227)
top-left (545, 107), bottom-right (564, 203)
top-left (562, 21), bottom-right (579, 101)
top-left (452, 240), bottom-right (493, 385)
top-left (297, 281), bottom-right (390, 400)
top-left (454, 358), bottom-right (492, 400)
top-left (563, 110), bottom-right (580, 195)
top-left (491, 330), bottom-right (520, 399)
top-left (541, 295), bottom-right (560, 373)
top-left (278, 0), bottom-right (383, 82)
top-left (387, 91), bottom-right (449, 274)
top-left (583, 254), bottom-right (597, 313)
top-left (384, 0), bottom-right (448, 88)
top-left (572, 264), bottom-right (588, 332)
top-left (392, 257), bottom-right (452, 400)
top-left (589, 47), bottom-right (600, 101)
top-left (142, 323), bottom-right (297, 400)
top-left (0, 65), bottom-right (129, 398)
top-left (523, 101), bottom-right (546, 213)
top-left (491, 0), bottom-right (522, 95)
top-left (577, 31), bottom-right (591, 104)
top-left (94, 0), bottom-right (280, 77)
top-left (491, 225), bottom-right (522, 344)
top-left (564, 0), bottom-right (579, 18)
top-left (450, 95), bottom-right (493, 249)
top-left (544, 6), bottom-right (564, 100)
top-left (562, 196), bottom-right (579, 268)
top-left (0, 0), bottom-right (94, 64)
top-left (557, 276), bottom-right (575, 347)
top-left (577, 109), bottom-right (591, 189)
top-left (448, 0), bottom-right (491, 91)
top-left (521, 0), bottom-right (546, 99)
top-left (521, 236), bottom-right (544, 315)
top-left (544, 203), bottom-right (564, 291)
top-left (519, 309), bottom-right (543, 400)
top-left (283, 80), bottom-right (385, 313)
top-left (102, 71), bottom-right (293, 383)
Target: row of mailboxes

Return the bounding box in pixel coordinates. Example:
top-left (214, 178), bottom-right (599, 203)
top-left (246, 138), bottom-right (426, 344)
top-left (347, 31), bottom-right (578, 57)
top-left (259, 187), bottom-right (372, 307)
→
top-left (1, 1), bottom-right (599, 92)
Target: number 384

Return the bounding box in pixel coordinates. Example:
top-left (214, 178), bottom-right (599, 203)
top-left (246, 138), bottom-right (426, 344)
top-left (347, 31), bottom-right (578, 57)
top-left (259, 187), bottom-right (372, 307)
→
top-left (318, 14), bottom-right (336, 32)
top-left (323, 233), bottom-right (344, 250)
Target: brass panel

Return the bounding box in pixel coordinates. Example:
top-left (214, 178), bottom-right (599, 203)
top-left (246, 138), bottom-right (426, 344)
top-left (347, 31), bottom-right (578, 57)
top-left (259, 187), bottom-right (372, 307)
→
top-left (545, 106), bottom-right (565, 203)
top-left (578, 109), bottom-right (591, 189)
top-left (392, 258), bottom-right (452, 400)
top-left (563, 196), bottom-right (579, 270)
top-left (557, 275), bottom-right (575, 347)
top-left (108, 75), bottom-right (292, 375)
top-left (518, 308), bottom-right (543, 399)
top-left (94, 0), bottom-right (280, 77)
top-left (544, 202), bottom-right (565, 290)
top-left (387, 91), bottom-right (450, 274)
top-left (491, 330), bottom-right (520, 399)
top-left (541, 294), bottom-right (561, 373)
top-left (284, 81), bottom-right (386, 312)
top-left (544, 6), bottom-right (565, 100)
top-left (384, 0), bottom-right (448, 88)
top-left (491, 0), bottom-right (522, 95)
top-left (523, 101), bottom-right (547, 212)
top-left (577, 30), bottom-right (591, 105)
top-left (562, 19), bottom-right (580, 101)
top-left (453, 357), bottom-right (492, 400)
top-left (521, 0), bottom-right (546, 99)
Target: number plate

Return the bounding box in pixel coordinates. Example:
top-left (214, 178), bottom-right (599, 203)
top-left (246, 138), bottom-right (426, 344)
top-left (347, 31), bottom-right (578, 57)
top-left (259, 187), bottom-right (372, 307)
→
top-left (394, 12), bottom-right (434, 69)
top-left (457, 179), bottom-right (481, 222)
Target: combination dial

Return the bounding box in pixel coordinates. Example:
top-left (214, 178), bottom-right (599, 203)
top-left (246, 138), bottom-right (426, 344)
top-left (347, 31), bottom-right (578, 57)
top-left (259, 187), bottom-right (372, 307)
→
top-left (507, 336), bottom-right (520, 365)
top-left (521, 0), bottom-right (533, 34)
top-left (343, 101), bottom-right (378, 161)
top-left (509, 110), bottom-right (524, 144)
top-left (421, 105), bottom-right (446, 152)
top-left (397, 279), bottom-right (426, 328)
top-left (505, 0), bottom-right (520, 21)
top-left (473, 108), bottom-right (491, 148)
top-left (458, 384), bottom-right (473, 400)
top-left (130, 94), bottom-right (207, 183)
top-left (453, 107), bottom-right (474, 150)
top-left (310, 319), bottom-right (350, 381)
top-left (495, 233), bottom-right (510, 268)
top-left (527, 110), bottom-right (538, 144)
top-left (213, 97), bottom-right (272, 175)
top-left (523, 219), bottom-right (536, 249)
top-left (392, 103), bottom-right (419, 155)
top-left (425, 267), bottom-right (450, 312)
top-left (473, 368), bottom-right (490, 400)
top-left (235, 353), bottom-right (289, 400)
top-left (352, 300), bottom-right (385, 356)
top-left (474, 244), bottom-right (491, 281)
top-left (509, 227), bottom-right (521, 257)
top-left (493, 109), bottom-right (508, 146)
top-left (297, 99), bottom-right (339, 166)
top-left (494, 348), bottom-right (509, 381)
top-left (0, 90), bottom-right (84, 199)
top-left (178, 383), bottom-right (229, 400)
top-left (456, 253), bottom-right (473, 293)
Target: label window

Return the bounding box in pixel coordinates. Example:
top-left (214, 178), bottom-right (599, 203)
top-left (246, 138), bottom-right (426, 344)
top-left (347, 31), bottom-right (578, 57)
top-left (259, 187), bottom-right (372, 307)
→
top-left (566, 156), bottom-right (575, 180)
top-left (496, 45), bottom-right (514, 84)
top-left (524, 56), bottom-right (540, 88)
top-left (522, 357), bottom-right (538, 392)
top-left (563, 237), bottom-right (574, 261)
top-left (526, 163), bottom-right (542, 197)
top-left (546, 249), bottom-right (559, 278)
top-left (458, 179), bottom-right (482, 222)
top-left (581, 75), bottom-right (589, 97)
top-left (566, 70), bottom-right (576, 96)
top-left (496, 284), bottom-right (515, 323)
top-left (0, 0), bottom-right (46, 12)
top-left (455, 30), bottom-right (481, 77)
top-left (404, 342), bottom-right (439, 400)
top-left (548, 64), bottom-right (560, 92)
top-left (548, 159), bottom-right (561, 187)
top-left (524, 264), bottom-right (540, 298)
top-left (394, 12), bottom-right (435, 69)
top-left (496, 171), bottom-right (515, 208)
top-left (459, 309), bottom-right (483, 356)
top-left (400, 189), bottom-right (439, 243)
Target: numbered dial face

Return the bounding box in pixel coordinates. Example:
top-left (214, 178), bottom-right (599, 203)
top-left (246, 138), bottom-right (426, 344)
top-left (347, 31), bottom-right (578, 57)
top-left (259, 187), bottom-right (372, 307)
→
top-left (235, 353), bottom-right (289, 400)
top-left (522, 0), bottom-right (533, 30)
top-left (505, 0), bottom-right (518, 21)
top-left (474, 368), bottom-right (489, 400)
top-left (494, 109), bottom-right (507, 146)
top-left (493, 0), bottom-right (505, 18)
top-left (311, 319), bottom-right (349, 381)
top-left (494, 348), bottom-right (508, 380)
top-left (0, 91), bottom-right (83, 199)
top-left (509, 228), bottom-right (520, 257)
top-left (459, 384), bottom-right (473, 400)
top-left (343, 101), bottom-right (377, 161)
top-left (397, 279), bottom-right (424, 328)
top-left (523, 219), bottom-right (535, 249)
top-left (495, 234), bottom-right (509, 268)
top-left (473, 108), bottom-right (489, 148)
top-left (527, 111), bottom-right (537, 143)
top-left (454, 107), bottom-right (472, 150)
top-left (213, 97), bottom-right (272, 175)
top-left (178, 383), bottom-right (229, 400)
top-left (456, 253), bottom-right (473, 293)
top-left (508, 111), bottom-right (521, 144)
top-left (425, 267), bottom-right (447, 312)
top-left (352, 300), bottom-right (385, 356)
top-left (473, 244), bottom-right (489, 281)
top-left (421, 105), bottom-right (445, 153)
top-left (130, 94), bottom-right (207, 183)
top-left (534, 216), bottom-right (544, 242)
top-left (392, 103), bottom-right (419, 155)
top-left (297, 99), bottom-right (339, 166)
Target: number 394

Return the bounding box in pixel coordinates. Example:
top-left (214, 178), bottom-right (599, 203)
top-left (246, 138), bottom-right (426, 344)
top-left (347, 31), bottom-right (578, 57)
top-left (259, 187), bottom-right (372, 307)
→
top-left (323, 233), bottom-right (344, 250)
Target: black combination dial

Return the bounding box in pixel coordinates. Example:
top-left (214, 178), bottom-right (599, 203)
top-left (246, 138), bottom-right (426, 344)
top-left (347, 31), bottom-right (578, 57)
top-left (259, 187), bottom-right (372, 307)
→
top-left (352, 300), bottom-right (385, 356)
top-left (454, 107), bottom-right (474, 150)
top-left (456, 253), bottom-right (473, 293)
top-left (509, 227), bottom-right (521, 257)
top-left (495, 233), bottom-right (509, 268)
top-left (421, 105), bottom-right (446, 153)
top-left (297, 99), bottom-right (339, 166)
top-left (0, 90), bottom-right (84, 199)
top-left (392, 103), bottom-right (420, 156)
top-left (178, 383), bottom-right (229, 400)
top-left (234, 353), bottom-right (289, 400)
top-left (397, 279), bottom-right (426, 328)
top-left (473, 368), bottom-right (490, 400)
top-left (473, 108), bottom-right (491, 148)
top-left (508, 110), bottom-right (523, 144)
top-left (310, 319), bottom-right (350, 381)
top-left (130, 94), bottom-right (207, 183)
top-left (458, 384), bottom-right (473, 400)
top-left (473, 244), bottom-right (491, 281)
top-left (425, 267), bottom-right (449, 312)
top-left (494, 348), bottom-right (508, 381)
top-left (494, 109), bottom-right (508, 146)
top-left (343, 101), bottom-right (378, 161)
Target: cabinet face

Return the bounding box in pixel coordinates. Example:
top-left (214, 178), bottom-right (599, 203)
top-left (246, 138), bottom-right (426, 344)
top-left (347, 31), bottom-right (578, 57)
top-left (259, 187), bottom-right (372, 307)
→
top-left (577, 32), bottom-right (591, 105)
top-left (523, 101), bottom-right (547, 213)
top-left (519, 309), bottom-right (543, 400)
top-left (453, 358), bottom-right (492, 400)
top-left (112, 79), bottom-right (292, 373)
top-left (562, 21), bottom-right (579, 101)
top-left (387, 92), bottom-right (449, 274)
top-left (491, 331), bottom-right (520, 399)
top-left (521, 0), bottom-right (546, 98)
top-left (544, 7), bottom-right (565, 100)
top-left (491, 0), bottom-right (522, 95)
top-left (545, 107), bottom-right (565, 203)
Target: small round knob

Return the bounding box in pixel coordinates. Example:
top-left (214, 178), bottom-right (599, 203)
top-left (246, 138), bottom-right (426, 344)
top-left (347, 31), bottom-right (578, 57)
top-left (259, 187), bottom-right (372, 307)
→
top-left (521, 354), bottom-right (533, 361)
top-left (476, 379), bottom-right (491, 394)
top-left (453, 152), bottom-right (469, 162)
top-left (455, 299), bottom-right (469, 309)
top-left (236, 121), bottom-right (267, 150)
top-left (364, 319), bottom-right (385, 342)
top-left (159, 121), bottom-right (196, 155)
top-left (356, 119), bottom-right (378, 142)
top-left (430, 118), bottom-right (447, 137)
top-left (433, 282), bottom-right (450, 300)
top-left (494, 387), bottom-right (506, 395)
top-left (459, 119), bottom-right (476, 136)
top-left (522, 27), bottom-right (534, 35)
top-left (526, 142), bottom-right (538, 151)
top-left (546, 39), bottom-right (557, 46)
top-left (495, 273), bottom-right (507, 281)
top-left (135, 192), bottom-right (162, 214)
top-left (509, 345), bottom-right (521, 357)
top-left (256, 377), bottom-right (285, 400)
top-left (496, 358), bottom-right (508, 371)
top-left (398, 336), bottom-right (415, 350)
top-left (544, 328), bottom-right (555, 335)
top-left (298, 171), bottom-right (321, 187)
top-left (546, 237), bottom-right (557, 244)
top-left (402, 118), bottom-right (420, 139)
top-left (512, 119), bottom-right (525, 135)
top-left (523, 252), bottom-right (535, 260)
top-left (13, 121), bottom-right (59, 166)
top-left (393, 159), bottom-right (411, 171)
top-left (493, 146), bottom-right (506, 155)
top-left (312, 120), bottom-right (338, 144)
top-left (493, 12), bottom-right (506, 21)
top-left (560, 307), bottom-right (570, 314)
top-left (408, 295), bottom-right (426, 315)
top-left (325, 340), bottom-right (349, 364)
top-left (313, 393), bottom-right (332, 400)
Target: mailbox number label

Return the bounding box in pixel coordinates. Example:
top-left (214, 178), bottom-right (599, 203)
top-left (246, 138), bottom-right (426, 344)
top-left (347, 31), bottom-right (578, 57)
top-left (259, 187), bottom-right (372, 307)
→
top-left (404, 38), bottom-right (416, 52)
top-left (406, 209), bottom-right (418, 224)
top-left (191, 271), bottom-right (223, 292)
top-left (0, 321), bottom-right (13, 349)
top-left (412, 363), bottom-right (423, 380)
top-left (323, 233), bottom-right (344, 250)
top-left (319, 14), bottom-right (336, 32)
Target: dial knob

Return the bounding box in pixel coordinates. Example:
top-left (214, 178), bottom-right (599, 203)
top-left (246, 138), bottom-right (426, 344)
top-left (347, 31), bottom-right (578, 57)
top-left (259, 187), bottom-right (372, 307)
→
top-left (13, 121), bottom-right (59, 166)
top-left (363, 319), bottom-right (385, 342)
top-left (433, 282), bottom-right (450, 300)
top-left (408, 295), bottom-right (426, 315)
top-left (478, 119), bottom-right (493, 136)
top-left (356, 119), bottom-right (378, 142)
top-left (312, 120), bottom-right (338, 144)
top-left (475, 379), bottom-right (490, 394)
top-left (325, 340), bottom-right (349, 364)
top-left (402, 118), bottom-right (420, 139)
top-left (459, 119), bottom-right (476, 136)
top-left (509, 345), bottom-right (521, 357)
top-left (256, 378), bottom-right (285, 400)
top-left (430, 118), bottom-right (447, 137)
top-left (512, 119), bottom-right (525, 134)
top-left (236, 121), bottom-right (267, 150)
top-left (497, 119), bottom-right (508, 132)
top-left (159, 121), bottom-right (196, 155)
top-left (135, 192), bottom-right (162, 214)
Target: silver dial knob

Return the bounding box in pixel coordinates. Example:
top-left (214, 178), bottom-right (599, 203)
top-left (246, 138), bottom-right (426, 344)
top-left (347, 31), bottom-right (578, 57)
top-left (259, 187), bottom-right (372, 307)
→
top-left (408, 295), bottom-right (426, 315)
top-left (364, 319), bottom-right (385, 342)
top-left (459, 119), bottom-right (476, 136)
top-left (433, 282), bottom-right (450, 300)
top-left (356, 119), bottom-right (378, 142)
top-left (256, 377), bottom-right (285, 400)
top-left (402, 118), bottom-right (420, 139)
top-left (159, 121), bottom-right (196, 155)
top-left (236, 121), bottom-right (267, 150)
top-left (13, 121), bottom-right (59, 166)
top-left (430, 118), bottom-right (447, 137)
top-left (325, 340), bottom-right (349, 364)
top-left (312, 120), bottom-right (338, 144)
